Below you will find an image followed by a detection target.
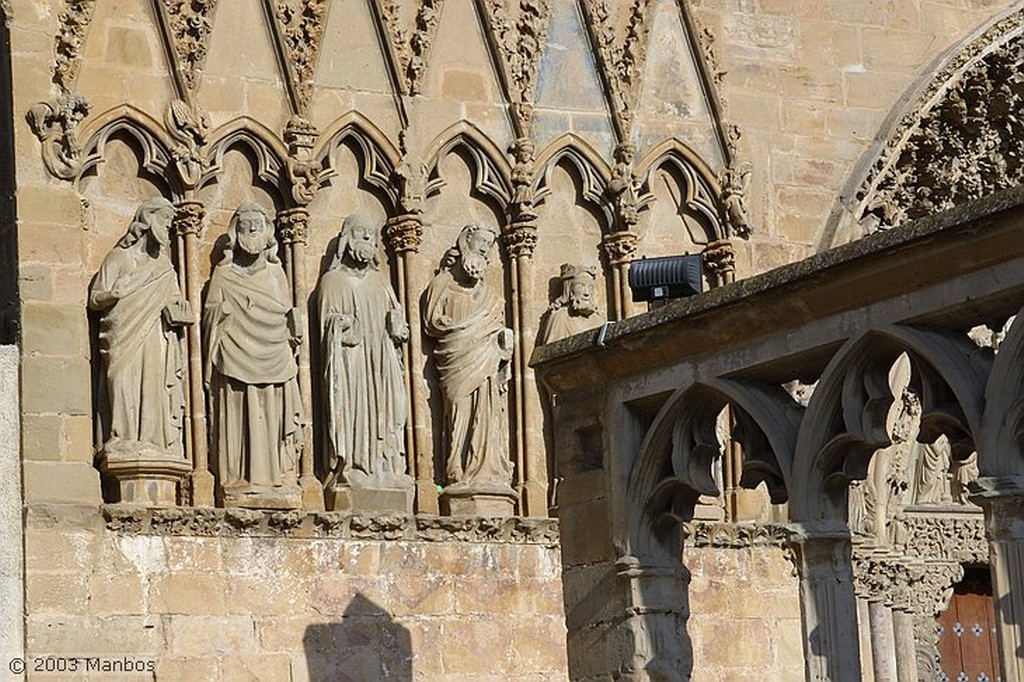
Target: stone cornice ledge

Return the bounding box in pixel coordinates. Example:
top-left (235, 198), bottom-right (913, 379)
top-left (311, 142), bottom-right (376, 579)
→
top-left (28, 504), bottom-right (561, 546)
top-left (532, 183), bottom-right (1024, 384)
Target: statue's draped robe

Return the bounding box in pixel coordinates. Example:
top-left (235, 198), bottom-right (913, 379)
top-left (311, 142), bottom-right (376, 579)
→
top-left (424, 270), bottom-right (512, 488)
top-left (90, 246), bottom-right (185, 455)
top-left (204, 261), bottom-right (301, 491)
top-left (318, 266), bottom-right (407, 484)
top-left (540, 307), bottom-right (604, 345)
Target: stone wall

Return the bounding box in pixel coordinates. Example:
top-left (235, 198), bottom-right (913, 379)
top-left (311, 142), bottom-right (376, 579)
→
top-left (688, 544), bottom-right (802, 681)
top-left (24, 505), bottom-right (568, 681)
top-left (0, 345), bottom-right (23, 665)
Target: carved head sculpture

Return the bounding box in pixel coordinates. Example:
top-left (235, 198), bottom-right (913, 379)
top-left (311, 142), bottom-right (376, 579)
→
top-left (223, 202), bottom-right (279, 265)
top-left (117, 197), bottom-right (176, 250)
top-left (452, 222), bottom-right (498, 281)
top-left (613, 142), bottom-right (635, 166)
top-left (554, 264), bottom-right (599, 318)
top-left (335, 213), bottom-right (380, 270)
top-left (511, 138), bottom-right (534, 165)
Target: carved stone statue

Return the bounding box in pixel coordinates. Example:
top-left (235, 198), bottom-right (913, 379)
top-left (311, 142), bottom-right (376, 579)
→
top-left (424, 222), bottom-right (516, 515)
top-left (540, 264), bottom-right (605, 344)
top-left (508, 138), bottom-right (537, 224)
top-left (317, 214), bottom-right (412, 512)
top-left (204, 202), bottom-right (303, 509)
top-left (608, 142), bottom-right (639, 229)
top-left (89, 197), bottom-right (192, 505)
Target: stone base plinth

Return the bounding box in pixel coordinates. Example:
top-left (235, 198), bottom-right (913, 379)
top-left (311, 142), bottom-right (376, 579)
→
top-left (97, 443), bottom-right (191, 507)
top-left (326, 484), bottom-right (414, 514)
top-left (221, 482), bottom-right (302, 510)
top-left (441, 483), bottom-right (518, 517)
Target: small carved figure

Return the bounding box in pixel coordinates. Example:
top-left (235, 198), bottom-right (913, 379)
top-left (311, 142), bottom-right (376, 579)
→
top-left (424, 223), bottom-right (515, 495)
top-left (719, 162), bottom-right (753, 237)
top-left (539, 264), bottom-right (604, 344)
top-left (608, 142), bottom-right (639, 229)
top-left (89, 197), bottom-right (192, 459)
top-left (508, 138), bottom-right (537, 224)
top-left (912, 437), bottom-right (953, 505)
top-left (317, 214), bottom-right (411, 493)
top-left (204, 203), bottom-right (303, 508)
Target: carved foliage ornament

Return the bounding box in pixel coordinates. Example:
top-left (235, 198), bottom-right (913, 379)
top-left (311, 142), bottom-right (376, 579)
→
top-left (273, 0), bottom-right (329, 112)
top-left (858, 18), bottom-right (1024, 231)
top-left (582, 0), bottom-right (654, 137)
top-left (379, 0), bottom-right (445, 95)
top-left (480, 0), bottom-right (552, 130)
top-left (158, 0), bottom-right (220, 92)
top-left (53, 0), bottom-right (97, 91)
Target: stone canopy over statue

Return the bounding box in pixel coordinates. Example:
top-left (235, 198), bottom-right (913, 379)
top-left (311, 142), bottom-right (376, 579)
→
top-left (540, 263), bottom-right (605, 344)
top-left (203, 202), bottom-right (303, 509)
top-left (316, 213), bottom-right (412, 512)
top-left (89, 197), bottom-right (193, 505)
top-left (424, 222), bottom-right (517, 516)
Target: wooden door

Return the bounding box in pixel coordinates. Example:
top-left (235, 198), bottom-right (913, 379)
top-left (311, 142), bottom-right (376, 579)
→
top-left (935, 570), bottom-right (1000, 682)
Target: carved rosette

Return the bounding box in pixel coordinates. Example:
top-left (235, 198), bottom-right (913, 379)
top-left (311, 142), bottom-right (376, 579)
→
top-left (158, 0), bottom-right (220, 92)
top-left (174, 200), bottom-right (206, 238)
top-left (284, 116), bottom-right (322, 206)
top-left (379, 0), bottom-right (445, 95)
top-left (601, 230), bottom-right (638, 266)
top-left (857, 18), bottom-right (1024, 231)
top-left (273, 0), bottom-right (329, 112)
top-left (502, 224), bottom-right (537, 259)
top-left (385, 215), bottom-right (423, 254)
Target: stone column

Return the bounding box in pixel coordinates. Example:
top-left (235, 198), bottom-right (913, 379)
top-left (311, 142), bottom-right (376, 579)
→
top-left (385, 213), bottom-right (438, 515)
top-left (503, 224), bottom-right (546, 516)
top-left (867, 601), bottom-right (897, 682)
top-left (971, 476), bottom-right (1024, 682)
top-left (277, 208), bottom-right (323, 510)
top-left (601, 230), bottom-right (638, 321)
top-left (787, 523), bottom-right (863, 682)
top-left (175, 200), bottom-right (214, 506)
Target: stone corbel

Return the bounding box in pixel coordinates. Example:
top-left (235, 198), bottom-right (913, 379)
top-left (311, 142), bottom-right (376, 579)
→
top-left (26, 93), bottom-right (90, 180)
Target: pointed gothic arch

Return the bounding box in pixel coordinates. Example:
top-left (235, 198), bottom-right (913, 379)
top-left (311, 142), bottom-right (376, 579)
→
top-left (202, 118), bottom-right (289, 210)
top-left (423, 122), bottom-right (513, 211)
top-left (76, 106), bottom-right (177, 197)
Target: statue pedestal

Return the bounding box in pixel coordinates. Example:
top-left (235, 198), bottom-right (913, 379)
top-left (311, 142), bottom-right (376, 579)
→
top-left (441, 482), bottom-right (518, 517)
top-left (325, 473), bottom-right (414, 513)
top-left (221, 482), bottom-right (302, 510)
top-left (97, 443), bottom-right (191, 507)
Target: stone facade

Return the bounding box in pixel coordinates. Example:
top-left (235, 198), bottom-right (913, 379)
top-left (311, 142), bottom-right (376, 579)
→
top-left (5, 0), bottom-right (1024, 680)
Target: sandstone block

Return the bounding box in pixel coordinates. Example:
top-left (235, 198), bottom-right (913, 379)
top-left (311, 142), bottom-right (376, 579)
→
top-left (150, 571), bottom-right (228, 615)
top-left (25, 571), bottom-right (89, 614)
top-left (440, 618), bottom-right (508, 676)
top-left (168, 615), bottom-right (257, 656)
top-left (22, 461), bottom-right (102, 505)
top-left (88, 572), bottom-right (146, 616)
top-left (21, 355), bottom-right (92, 416)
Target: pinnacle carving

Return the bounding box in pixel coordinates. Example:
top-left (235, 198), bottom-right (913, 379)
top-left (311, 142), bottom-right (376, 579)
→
top-left (379, 0), bottom-right (445, 96)
top-left (158, 0), bottom-right (220, 92)
top-left (581, 0), bottom-right (654, 138)
top-left (53, 0), bottom-right (97, 92)
top-left (858, 16), bottom-right (1024, 231)
top-left (480, 0), bottom-right (551, 131)
top-left (272, 0), bottom-right (329, 112)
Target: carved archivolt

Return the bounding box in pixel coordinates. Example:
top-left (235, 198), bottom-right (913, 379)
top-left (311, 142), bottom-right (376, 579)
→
top-left (851, 9), bottom-right (1024, 233)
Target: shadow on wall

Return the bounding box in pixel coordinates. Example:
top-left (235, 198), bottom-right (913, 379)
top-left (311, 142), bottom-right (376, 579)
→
top-left (304, 593), bottom-right (413, 681)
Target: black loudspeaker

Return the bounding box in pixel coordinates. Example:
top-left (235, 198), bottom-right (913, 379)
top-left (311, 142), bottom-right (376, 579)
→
top-left (627, 254), bottom-right (703, 303)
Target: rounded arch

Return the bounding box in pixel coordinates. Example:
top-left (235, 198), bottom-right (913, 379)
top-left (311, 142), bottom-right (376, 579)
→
top-left (423, 122), bottom-right (512, 210)
top-left (635, 139), bottom-right (725, 243)
top-left (202, 118), bottom-right (289, 210)
top-left (77, 106), bottom-right (177, 197)
top-left (820, 4), bottom-right (1024, 249)
top-left (317, 113), bottom-right (400, 214)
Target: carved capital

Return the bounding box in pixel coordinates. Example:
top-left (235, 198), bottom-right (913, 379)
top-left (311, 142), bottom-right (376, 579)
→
top-left (174, 201), bottom-right (206, 238)
top-left (277, 207), bottom-right (309, 246)
top-left (385, 215), bottom-right (424, 254)
top-left (503, 224), bottom-right (537, 259)
top-left (26, 93), bottom-right (90, 180)
top-left (702, 239), bottom-right (735, 278)
top-left (602, 230), bottom-right (638, 266)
